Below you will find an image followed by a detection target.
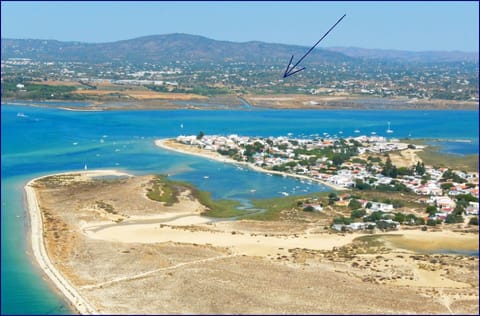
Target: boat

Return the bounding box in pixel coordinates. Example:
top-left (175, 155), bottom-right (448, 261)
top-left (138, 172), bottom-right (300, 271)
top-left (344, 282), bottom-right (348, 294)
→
top-left (180, 123), bottom-right (184, 129)
top-left (280, 192), bottom-right (289, 196)
top-left (17, 112), bottom-right (27, 117)
top-left (386, 122), bottom-right (394, 134)
top-left (203, 176), bottom-right (209, 179)
top-left (354, 129), bottom-right (360, 133)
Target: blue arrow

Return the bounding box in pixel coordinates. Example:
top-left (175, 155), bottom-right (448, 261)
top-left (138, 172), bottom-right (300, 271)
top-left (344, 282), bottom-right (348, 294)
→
top-left (283, 14), bottom-right (346, 78)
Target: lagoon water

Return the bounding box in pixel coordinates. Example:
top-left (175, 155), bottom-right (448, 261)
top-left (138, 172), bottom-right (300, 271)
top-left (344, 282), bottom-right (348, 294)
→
top-left (1, 102), bottom-right (478, 314)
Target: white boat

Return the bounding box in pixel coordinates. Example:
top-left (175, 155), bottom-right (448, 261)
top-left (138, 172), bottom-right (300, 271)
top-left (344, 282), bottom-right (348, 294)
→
top-left (17, 112), bottom-right (27, 117)
top-left (386, 122), bottom-right (394, 134)
top-left (280, 192), bottom-right (289, 196)
top-left (354, 129), bottom-right (360, 133)
top-left (203, 176), bottom-right (209, 179)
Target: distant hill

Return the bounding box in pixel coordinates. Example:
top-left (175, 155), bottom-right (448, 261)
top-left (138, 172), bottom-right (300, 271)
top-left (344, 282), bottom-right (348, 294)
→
top-left (2, 34), bottom-right (476, 65)
top-left (324, 46), bottom-right (478, 63)
top-left (1, 33), bottom-right (350, 64)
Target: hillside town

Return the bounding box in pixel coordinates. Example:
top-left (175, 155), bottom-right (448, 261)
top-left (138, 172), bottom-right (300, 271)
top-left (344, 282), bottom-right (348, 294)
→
top-left (2, 54), bottom-right (478, 102)
top-left (175, 133), bottom-right (479, 230)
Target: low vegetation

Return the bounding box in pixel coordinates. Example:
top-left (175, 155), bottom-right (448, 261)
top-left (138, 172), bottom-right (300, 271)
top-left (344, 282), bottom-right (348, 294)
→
top-left (146, 175), bottom-right (179, 206)
top-left (95, 200), bottom-right (117, 214)
top-left (1, 82), bottom-right (79, 100)
top-left (417, 146), bottom-right (478, 172)
top-left (146, 175), bottom-right (244, 218)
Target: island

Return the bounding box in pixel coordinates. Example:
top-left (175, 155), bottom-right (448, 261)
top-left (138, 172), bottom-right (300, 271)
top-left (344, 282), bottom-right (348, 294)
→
top-left (25, 134), bottom-right (479, 314)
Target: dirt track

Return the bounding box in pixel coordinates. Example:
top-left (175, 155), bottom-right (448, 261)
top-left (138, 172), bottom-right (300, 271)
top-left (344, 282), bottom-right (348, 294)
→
top-left (32, 172), bottom-right (479, 314)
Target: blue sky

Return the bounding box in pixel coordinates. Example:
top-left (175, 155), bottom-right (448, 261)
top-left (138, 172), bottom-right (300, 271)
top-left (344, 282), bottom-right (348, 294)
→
top-left (1, 1), bottom-right (478, 52)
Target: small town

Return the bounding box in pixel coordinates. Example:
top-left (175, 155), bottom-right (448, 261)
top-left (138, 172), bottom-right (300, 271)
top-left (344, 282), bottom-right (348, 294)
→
top-left (2, 54), bottom-right (478, 102)
top-left (175, 133), bottom-right (479, 231)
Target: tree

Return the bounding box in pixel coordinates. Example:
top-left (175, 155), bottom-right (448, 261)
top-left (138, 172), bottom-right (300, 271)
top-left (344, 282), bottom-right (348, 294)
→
top-left (452, 204), bottom-right (465, 216)
top-left (364, 211), bottom-right (384, 222)
top-left (426, 205), bottom-right (437, 216)
top-left (351, 209), bottom-right (366, 218)
top-left (303, 206), bottom-right (315, 212)
top-left (445, 213), bottom-right (464, 224)
top-left (415, 162), bottom-right (425, 175)
top-left (348, 199), bottom-right (362, 210)
top-left (196, 131), bottom-right (205, 140)
top-left (328, 193), bottom-right (338, 205)
top-left (397, 167), bottom-right (413, 176)
top-left (441, 182), bottom-right (454, 191)
top-left (393, 212), bottom-right (406, 223)
top-left (381, 156), bottom-right (397, 178)
top-left (332, 154), bottom-right (344, 166)
top-left (333, 216), bottom-right (352, 225)
top-left (355, 179), bottom-right (371, 190)
top-left (426, 219), bottom-right (437, 226)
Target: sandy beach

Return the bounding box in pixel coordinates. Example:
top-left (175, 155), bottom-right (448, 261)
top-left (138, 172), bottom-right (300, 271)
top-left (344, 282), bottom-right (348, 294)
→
top-left (25, 169), bottom-right (131, 315)
top-left (82, 214), bottom-right (360, 257)
top-left (155, 138), bottom-right (346, 191)
top-left (25, 170), bottom-right (479, 314)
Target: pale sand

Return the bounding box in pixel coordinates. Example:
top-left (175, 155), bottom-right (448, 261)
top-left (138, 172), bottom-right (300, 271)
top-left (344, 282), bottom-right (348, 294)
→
top-left (82, 213), bottom-right (478, 259)
top-left (381, 230), bottom-right (479, 252)
top-left (28, 170), bottom-right (478, 314)
top-left (82, 214), bottom-right (360, 257)
top-left (155, 138), bottom-right (346, 191)
top-left (25, 170), bottom-right (131, 315)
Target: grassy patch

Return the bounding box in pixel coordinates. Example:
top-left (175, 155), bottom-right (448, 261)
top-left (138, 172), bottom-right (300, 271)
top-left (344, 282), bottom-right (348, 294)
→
top-left (400, 138), bottom-right (478, 172)
top-left (96, 200), bottom-right (117, 214)
top-left (146, 175), bottom-right (179, 206)
top-left (247, 192), bottom-right (331, 221)
top-left (146, 175), bottom-right (337, 220)
top-left (183, 182), bottom-right (244, 218)
top-left (417, 147), bottom-right (478, 172)
top-left (351, 235), bottom-right (394, 254)
top-left (350, 190), bottom-right (423, 209)
top-left (146, 175), bottom-right (243, 218)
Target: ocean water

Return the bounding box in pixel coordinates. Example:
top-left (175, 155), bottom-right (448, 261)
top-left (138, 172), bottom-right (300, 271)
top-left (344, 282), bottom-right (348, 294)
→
top-left (1, 102), bottom-right (478, 314)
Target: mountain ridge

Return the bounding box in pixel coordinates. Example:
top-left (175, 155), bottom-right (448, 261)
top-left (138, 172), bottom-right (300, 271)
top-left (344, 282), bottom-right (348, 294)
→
top-left (2, 33), bottom-right (477, 64)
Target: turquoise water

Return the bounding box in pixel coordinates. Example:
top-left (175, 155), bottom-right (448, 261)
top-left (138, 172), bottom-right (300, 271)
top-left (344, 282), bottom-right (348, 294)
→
top-left (1, 102), bottom-right (479, 314)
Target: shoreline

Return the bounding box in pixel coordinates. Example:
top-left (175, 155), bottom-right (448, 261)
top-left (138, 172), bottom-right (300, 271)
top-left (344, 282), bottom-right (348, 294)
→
top-left (3, 97), bottom-right (479, 111)
top-left (155, 138), bottom-right (346, 191)
top-left (22, 169), bottom-right (478, 314)
top-left (25, 169), bottom-right (131, 315)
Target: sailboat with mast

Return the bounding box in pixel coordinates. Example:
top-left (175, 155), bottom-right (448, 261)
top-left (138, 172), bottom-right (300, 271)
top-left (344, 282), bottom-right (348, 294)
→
top-left (386, 121), bottom-right (394, 134)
